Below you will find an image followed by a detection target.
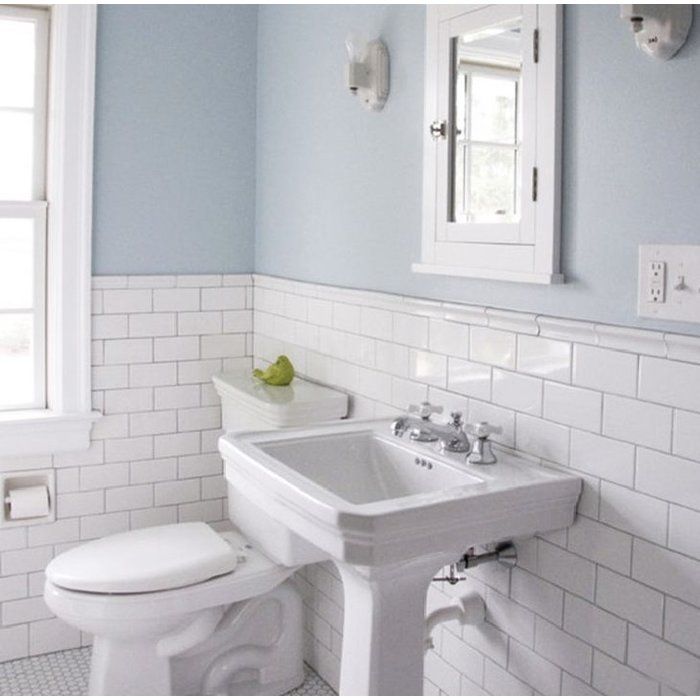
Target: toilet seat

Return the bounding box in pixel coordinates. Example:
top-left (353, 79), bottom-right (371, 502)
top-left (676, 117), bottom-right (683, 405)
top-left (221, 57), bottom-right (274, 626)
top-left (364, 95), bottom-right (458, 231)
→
top-left (44, 528), bottom-right (295, 621)
top-left (46, 522), bottom-right (240, 594)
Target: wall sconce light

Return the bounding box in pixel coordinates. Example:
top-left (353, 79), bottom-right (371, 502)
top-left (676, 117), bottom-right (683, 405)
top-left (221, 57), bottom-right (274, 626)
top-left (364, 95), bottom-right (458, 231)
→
top-left (620, 4), bottom-right (693, 60)
top-left (345, 33), bottom-right (389, 111)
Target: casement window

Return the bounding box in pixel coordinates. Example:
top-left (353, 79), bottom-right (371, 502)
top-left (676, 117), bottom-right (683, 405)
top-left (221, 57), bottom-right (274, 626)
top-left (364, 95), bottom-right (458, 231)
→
top-left (0, 5), bottom-right (97, 454)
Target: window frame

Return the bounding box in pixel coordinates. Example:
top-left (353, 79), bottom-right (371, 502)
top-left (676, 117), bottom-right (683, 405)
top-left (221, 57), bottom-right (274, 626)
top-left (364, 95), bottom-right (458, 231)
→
top-left (0, 5), bottom-right (98, 455)
top-left (417, 4), bottom-right (563, 285)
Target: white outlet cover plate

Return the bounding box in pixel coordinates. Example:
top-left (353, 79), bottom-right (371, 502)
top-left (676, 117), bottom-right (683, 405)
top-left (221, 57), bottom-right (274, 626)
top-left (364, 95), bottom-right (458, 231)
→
top-left (639, 245), bottom-right (700, 323)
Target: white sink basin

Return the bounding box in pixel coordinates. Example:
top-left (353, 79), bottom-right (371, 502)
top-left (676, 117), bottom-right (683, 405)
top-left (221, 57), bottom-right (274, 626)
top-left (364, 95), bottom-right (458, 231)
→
top-left (259, 429), bottom-right (482, 505)
top-left (219, 419), bottom-right (581, 695)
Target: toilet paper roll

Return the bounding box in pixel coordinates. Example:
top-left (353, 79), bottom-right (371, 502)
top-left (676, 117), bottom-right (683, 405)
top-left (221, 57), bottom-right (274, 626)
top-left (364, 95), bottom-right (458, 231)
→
top-left (6, 485), bottom-right (50, 519)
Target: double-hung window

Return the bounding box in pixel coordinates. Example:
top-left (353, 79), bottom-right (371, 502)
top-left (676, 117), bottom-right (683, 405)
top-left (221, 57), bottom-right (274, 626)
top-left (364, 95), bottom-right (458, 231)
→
top-left (0, 7), bottom-right (48, 411)
top-left (0, 5), bottom-right (97, 455)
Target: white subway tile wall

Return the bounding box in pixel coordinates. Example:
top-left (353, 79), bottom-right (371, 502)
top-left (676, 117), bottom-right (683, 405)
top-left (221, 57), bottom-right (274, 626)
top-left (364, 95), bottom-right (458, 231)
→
top-left (253, 274), bottom-right (700, 696)
top-left (0, 275), bottom-right (252, 662)
top-left (1, 271), bottom-right (699, 695)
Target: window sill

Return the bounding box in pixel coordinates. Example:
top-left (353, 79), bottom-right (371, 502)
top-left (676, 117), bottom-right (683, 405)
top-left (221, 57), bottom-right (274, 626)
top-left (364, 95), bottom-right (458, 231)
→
top-left (0, 410), bottom-right (100, 457)
top-left (412, 262), bottom-right (564, 285)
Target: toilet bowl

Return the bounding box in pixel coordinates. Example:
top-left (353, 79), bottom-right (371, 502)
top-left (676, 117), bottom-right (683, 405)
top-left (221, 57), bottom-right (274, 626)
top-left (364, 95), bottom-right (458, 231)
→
top-left (44, 524), bottom-right (303, 695)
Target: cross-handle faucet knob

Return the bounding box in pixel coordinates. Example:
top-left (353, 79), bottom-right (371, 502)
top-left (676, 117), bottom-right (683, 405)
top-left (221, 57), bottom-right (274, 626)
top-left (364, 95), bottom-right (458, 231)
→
top-left (408, 402), bottom-right (443, 420)
top-left (467, 421), bottom-right (502, 439)
top-left (466, 422), bottom-right (502, 465)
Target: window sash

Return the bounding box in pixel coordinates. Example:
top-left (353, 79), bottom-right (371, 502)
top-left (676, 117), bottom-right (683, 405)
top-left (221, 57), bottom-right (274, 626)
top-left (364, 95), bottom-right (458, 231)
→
top-left (0, 5), bottom-right (49, 201)
top-left (0, 5), bottom-right (49, 411)
top-left (0, 203), bottom-right (46, 410)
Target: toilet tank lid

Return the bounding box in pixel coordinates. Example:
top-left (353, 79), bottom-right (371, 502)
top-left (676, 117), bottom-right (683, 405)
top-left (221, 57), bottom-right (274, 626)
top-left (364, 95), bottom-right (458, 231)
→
top-left (45, 523), bottom-right (239, 594)
top-left (212, 371), bottom-right (348, 427)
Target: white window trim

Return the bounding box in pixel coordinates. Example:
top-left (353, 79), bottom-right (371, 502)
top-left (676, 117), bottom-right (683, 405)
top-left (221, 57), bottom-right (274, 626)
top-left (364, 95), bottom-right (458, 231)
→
top-left (0, 5), bottom-right (99, 455)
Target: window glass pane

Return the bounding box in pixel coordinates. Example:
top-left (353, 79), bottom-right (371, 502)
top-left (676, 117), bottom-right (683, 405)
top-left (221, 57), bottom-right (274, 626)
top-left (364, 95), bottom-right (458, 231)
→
top-left (0, 18), bottom-right (36, 109)
top-left (468, 146), bottom-right (517, 221)
top-left (0, 111), bottom-right (34, 200)
top-left (0, 314), bottom-right (34, 409)
top-left (471, 75), bottom-right (517, 144)
top-left (0, 219), bottom-right (34, 309)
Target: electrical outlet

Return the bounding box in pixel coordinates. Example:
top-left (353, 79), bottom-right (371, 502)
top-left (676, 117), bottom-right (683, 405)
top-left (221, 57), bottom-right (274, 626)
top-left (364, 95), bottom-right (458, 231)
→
top-left (648, 261), bottom-right (666, 303)
top-left (639, 245), bottom-right (700, 322)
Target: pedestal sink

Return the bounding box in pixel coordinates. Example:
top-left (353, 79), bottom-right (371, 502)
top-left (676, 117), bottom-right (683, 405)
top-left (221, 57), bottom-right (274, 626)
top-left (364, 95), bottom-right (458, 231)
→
top-left (219, 419), bottom-right (581, 695)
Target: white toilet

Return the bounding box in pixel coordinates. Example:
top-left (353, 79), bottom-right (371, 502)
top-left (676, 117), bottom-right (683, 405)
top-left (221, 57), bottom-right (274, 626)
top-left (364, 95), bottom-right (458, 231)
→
top-left (44, 371), bottom-right (348, 696)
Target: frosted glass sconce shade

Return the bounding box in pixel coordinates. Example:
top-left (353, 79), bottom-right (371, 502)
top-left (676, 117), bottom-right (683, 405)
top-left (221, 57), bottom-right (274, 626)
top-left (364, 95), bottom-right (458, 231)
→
top-left (620, 4), bottom-right (693, 60)
top-left (344, 33), bottom-right (389, 111)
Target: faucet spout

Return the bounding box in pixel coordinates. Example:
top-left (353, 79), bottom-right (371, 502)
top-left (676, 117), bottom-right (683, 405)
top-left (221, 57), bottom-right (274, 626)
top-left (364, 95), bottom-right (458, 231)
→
top-left (390, 417), bottom-right (409, 437)
top-left (433, 412), bottom-right (470, 454)
top-left (390, 414), bottom-right (436, 441)
top-left (389, 405), bottom-right (471, 453)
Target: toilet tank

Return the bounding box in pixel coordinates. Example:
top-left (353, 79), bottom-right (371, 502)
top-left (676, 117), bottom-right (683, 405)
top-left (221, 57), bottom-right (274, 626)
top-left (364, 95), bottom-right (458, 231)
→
top-left (212, 371), bottom-right (348, 432)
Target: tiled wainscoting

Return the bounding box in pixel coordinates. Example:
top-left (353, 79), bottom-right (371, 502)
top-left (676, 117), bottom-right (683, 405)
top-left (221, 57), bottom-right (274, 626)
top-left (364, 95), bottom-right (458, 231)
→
top-left (253, 274), bottom-right (700, 696)
top-left (1, 271), bottom-right (699, 697)
top-left (0, 274), bottom-right (252, 661)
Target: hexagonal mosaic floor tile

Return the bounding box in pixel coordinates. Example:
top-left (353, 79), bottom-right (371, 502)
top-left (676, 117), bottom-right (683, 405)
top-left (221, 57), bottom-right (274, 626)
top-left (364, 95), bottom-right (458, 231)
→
top-left (0, 647), bottom-right (335, 696)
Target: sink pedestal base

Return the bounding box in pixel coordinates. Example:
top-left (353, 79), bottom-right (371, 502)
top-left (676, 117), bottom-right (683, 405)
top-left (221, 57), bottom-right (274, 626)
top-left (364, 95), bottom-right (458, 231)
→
top-left (337, 556), bottom-right (457, 696)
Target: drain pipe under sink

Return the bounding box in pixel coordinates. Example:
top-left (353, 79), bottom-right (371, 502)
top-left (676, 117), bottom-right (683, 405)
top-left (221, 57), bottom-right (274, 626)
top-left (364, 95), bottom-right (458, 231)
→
top-left (424, 592), bottom-right (485, 651)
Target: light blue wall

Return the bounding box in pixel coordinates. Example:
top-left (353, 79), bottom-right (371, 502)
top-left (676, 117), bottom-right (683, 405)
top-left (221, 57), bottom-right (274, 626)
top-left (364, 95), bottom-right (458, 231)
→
top-left (91, 5), bottom-right (700, 331)
top-left (255, 5), bottom-right (700, 333)
top-left (92, 5), bottom-right (257, 274)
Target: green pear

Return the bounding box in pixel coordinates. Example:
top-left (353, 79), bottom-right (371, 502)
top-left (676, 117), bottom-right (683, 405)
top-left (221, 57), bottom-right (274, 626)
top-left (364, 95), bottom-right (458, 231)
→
top-left (252, 355), bottom-right (295, 386)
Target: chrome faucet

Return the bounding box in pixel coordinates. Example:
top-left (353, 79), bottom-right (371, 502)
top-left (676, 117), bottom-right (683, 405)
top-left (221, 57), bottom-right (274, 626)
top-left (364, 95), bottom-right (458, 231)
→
top-left (391, 402), bottom-right (471, 454)
top-left (391, 404), bottom-right (503, 461)
top-left (390, 401), bottom-right (442, 440)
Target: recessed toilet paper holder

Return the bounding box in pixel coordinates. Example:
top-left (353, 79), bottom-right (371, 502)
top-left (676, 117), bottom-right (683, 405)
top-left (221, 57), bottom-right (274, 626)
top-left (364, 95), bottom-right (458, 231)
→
top-left (1, 470), bottom-right (55, 528)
